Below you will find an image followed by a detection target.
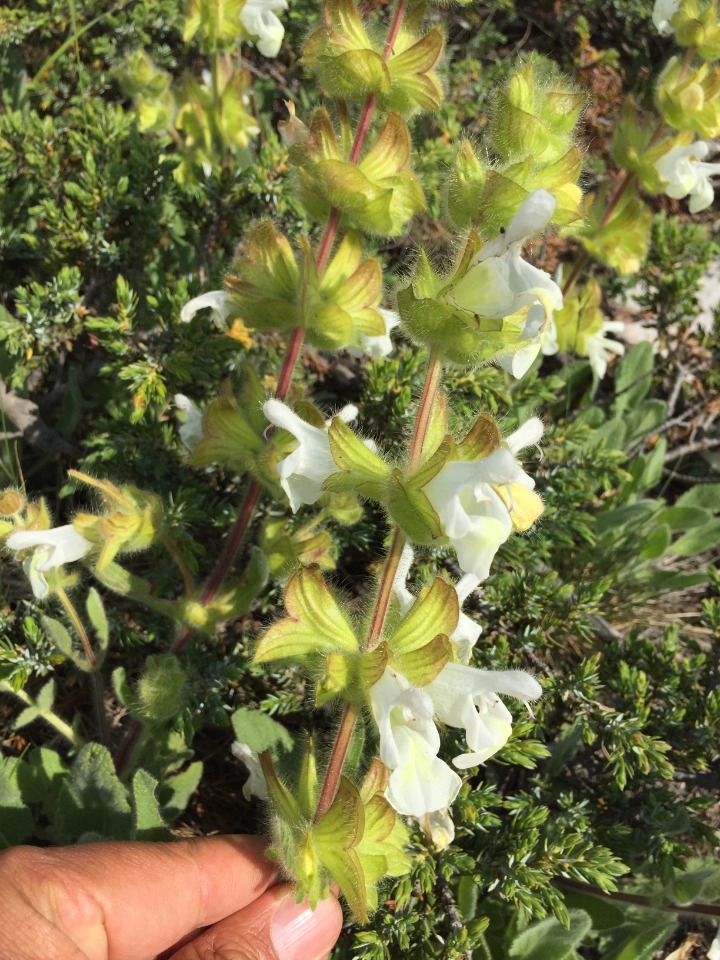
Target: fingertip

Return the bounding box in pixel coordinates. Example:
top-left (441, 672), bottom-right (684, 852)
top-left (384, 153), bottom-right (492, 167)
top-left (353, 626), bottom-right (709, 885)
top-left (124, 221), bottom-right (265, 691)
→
top-left (270, 891), bottom-right (343, 960)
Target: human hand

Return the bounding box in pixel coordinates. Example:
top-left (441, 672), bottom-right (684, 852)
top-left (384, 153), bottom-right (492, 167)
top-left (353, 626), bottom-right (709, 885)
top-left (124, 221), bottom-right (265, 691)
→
top-left (0, 835), bottom-right (343, 960)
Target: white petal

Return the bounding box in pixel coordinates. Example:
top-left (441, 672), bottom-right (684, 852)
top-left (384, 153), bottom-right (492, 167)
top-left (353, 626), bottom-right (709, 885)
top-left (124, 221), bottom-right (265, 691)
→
top-left (392, 543), bottom-right (417, 615)
top-left (689, 171), bottom-right (715, 213)
top-left (180, 290), bottom-right (234, 325)
top-left (505, 417), bottom-right (544, 456)
top-left (231, 741), bottom-right (268, 801)
top-left (497, 342), bottom-right (542, 379)
top-left (174, 394), bottom-right (204, 452)
top-left (385, 726), bottom-right (462, 817)
top-left (240, 0), bottom-right (288, 57)
top-left (478, 190), bottom-right (556, 260)
top-left (8, 526), bottom-right (93, 568)
top-left (653, 0), bottom-right (680, 33)
top-left (24, 551), bottom-right (50, 599)
top-left (264, 399), bottom-right (338, 511)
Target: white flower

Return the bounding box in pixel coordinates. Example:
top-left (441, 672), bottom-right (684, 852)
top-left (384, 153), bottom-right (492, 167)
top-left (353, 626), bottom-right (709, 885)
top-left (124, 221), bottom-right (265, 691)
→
top-left (351, 309), bottom-right (400, 360)
top-left (418, 808), bottom-right (455, 851)
top-left (231, 741), bottom-right (268, 801)
top-left (708, 924), bottom-right (720, 960)
top-left (452, 573), bottom-right (482, 664)
top-left (447, 190), bottom-right (563, 380)
top-left (369, 661), bottom-right (542, 815)
top-left (652, 0), bottom-right (680, 35)
top-left (263, 398), bottom-right (358, 512)
top-left (654, 141), bottom-right (720, 214)
top-left (584, 320), bottom-right (626, 380)
top-left (369, 668), bottom-right (462, 817)
top-left (174, 394), bottom-right (204, 452)
top-left (423, 662), bottom-right (542, 769)
top-left (423, 418), bottom-right (544, 581)
top-left (6, 526), bottom-right (93, 599)
top-left (392, 545), bottom-right (482, 664)
top-left (180, 290), bottom-right (234, 327)
top-left (539, 317), bottom-right (560, 357)
top-left (240, 0), bottom-right (288, 58)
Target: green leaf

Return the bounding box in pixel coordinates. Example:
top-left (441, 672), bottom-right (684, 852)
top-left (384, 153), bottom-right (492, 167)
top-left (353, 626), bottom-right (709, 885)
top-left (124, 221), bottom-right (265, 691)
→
top-left (315, 778), bottom-right (367, 922)
top-left (86, 587), bottom-right (109, 655)
top-left (676, 483), bottom-right (720, 512)
top-left (51, 744), bottom-right (132, 843)
top-left (671, 518), bottom-right (720, 556)
top-left (160, 762), bottom-right (203, 822)
top-left (13, 705), bottom-right (40, 729)
top-left (36, 678), bottom-right (55, 712)
top-left (137, 655), bottom-right (187, 725)
top-left (0, 756), bottom-right (34, 848)
top-left (509, 909), bottom-right (592, 960)
top-left (601, 912), bottom-right (676, 960)
top-left (614, 343), bottom-right (653, 412)
top-left (640, 524), bottom-right (671, 560)
top-left (626, 399), bottom-right (667, 440)
top-left (259, 752), bottom-right (301, 825)
top-left (562, 889), bottom-right (625, 931)
top-left (231, 707), bottom-right (294, 758)
top-left (394, 633), bottom-right (452, 686)
top-left (42, 616), bottom-right (77, 663)
top-left (131, 770), bottom-right (170, 841)
top-left (656, 506), bottom-right (712, 530)
top-left (15, 748), bottom-right (69, 806)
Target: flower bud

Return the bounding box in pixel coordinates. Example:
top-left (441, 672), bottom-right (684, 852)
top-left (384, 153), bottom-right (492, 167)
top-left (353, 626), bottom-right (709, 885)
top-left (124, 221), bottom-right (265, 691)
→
top-left (491, 60), bottom-right (584, 166)
top-left (303, 0), bottom-right (443, 116)
top-left (287, 107), bottom-right (425, 236)
top-left (672, 0), bottom-right (720, 61)
top-left (658, 57), bottom-right (720, 139)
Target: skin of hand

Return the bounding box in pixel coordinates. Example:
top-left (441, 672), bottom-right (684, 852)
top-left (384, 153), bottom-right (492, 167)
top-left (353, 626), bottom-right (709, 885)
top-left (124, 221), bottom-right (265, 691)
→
top-left (0, 835), bottom-right (343, 960)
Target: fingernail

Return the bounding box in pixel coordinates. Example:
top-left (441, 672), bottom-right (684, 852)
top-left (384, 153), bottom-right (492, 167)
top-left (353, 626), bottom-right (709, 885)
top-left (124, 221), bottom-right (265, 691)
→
top-left (270, 894), bottom-right (339, 960)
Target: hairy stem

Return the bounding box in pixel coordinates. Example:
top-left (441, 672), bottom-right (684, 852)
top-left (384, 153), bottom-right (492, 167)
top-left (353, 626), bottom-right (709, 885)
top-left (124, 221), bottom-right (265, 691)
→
top-left (160, 533), bottom-right (195, 597)
top-left (313, 351), bottom-right (444, 820)
top-left (56, 588), bottom-right (109, 746)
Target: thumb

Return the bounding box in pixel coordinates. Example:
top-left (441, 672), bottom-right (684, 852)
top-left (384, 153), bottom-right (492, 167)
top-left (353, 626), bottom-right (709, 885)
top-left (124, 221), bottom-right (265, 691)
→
top-left (168, 883), bottom-right (343, 960)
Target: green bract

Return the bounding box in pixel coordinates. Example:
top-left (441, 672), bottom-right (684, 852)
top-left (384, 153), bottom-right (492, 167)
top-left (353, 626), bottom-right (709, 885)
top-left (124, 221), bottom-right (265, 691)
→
top-left (183, 0), bottom-right (247, 51)
top-left (571, 186), bottom-right (652, 275)
top-left (225, 225), bottom-right (387, 349)
top-left (303, 0), bottom-right (444, 115)
top-left (612, 99), bottom-right (697, 193)
top-left (285, 108), bottom-right (425, 235)
top-left (672, 0), bottom-right (720, 60)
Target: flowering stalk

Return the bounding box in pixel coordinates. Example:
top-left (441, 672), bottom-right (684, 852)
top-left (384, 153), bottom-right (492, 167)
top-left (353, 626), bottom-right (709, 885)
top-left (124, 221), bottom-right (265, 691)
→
top-left (115, 0), bottom-right (411, 774)
top-left (314, 352), bottom-right (443, 821)
top-left (563, 41), bottom-right (700, 297)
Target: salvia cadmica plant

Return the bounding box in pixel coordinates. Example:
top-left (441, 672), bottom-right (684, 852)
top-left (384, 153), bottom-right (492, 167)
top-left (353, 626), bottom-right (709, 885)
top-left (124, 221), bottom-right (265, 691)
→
top-left (2, 0), bottom-right (719, 928)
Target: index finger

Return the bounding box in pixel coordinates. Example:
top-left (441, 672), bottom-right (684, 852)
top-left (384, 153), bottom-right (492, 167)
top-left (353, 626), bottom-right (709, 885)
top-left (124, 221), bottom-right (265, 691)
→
top-left (5, 835), bottom-right (278, 960)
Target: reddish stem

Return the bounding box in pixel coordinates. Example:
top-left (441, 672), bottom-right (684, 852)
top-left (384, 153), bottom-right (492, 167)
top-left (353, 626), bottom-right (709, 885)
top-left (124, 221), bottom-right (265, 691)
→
top-left (314, 702), bottom-right (361, 821)
top-left (382, 0), bottom-right (407, 59)
top-left (408, 350), bottom-right (441, 471)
